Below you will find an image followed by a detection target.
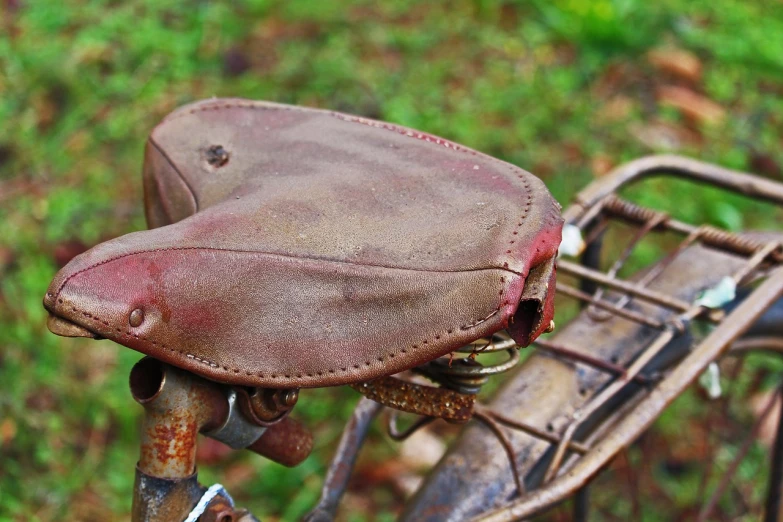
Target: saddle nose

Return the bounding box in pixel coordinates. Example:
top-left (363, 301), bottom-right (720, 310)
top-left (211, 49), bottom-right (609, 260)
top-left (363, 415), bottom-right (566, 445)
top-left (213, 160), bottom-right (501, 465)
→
top-left (47, 313), bottom-right (99, 338)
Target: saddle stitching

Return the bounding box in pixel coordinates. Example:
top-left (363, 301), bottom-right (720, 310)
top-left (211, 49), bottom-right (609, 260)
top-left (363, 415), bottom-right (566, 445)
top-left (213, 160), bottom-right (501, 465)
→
top-left (63, 296), bottom-right (512, 383)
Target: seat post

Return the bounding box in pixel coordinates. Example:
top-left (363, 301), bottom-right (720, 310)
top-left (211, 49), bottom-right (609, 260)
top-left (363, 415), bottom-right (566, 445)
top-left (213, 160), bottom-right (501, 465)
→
top-left (127, 356), bottom-right (313, 521)
top-left (128, 357), bottom-right (229, 522)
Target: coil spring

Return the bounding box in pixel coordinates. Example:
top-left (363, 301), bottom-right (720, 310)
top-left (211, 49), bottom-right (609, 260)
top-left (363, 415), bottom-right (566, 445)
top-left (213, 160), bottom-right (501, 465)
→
top-left (603, 195), bottom-right (781, 260)
top-left (602, 195), bottom-right (663, 224)
top-left (414, 333), bottom-right (521, 395)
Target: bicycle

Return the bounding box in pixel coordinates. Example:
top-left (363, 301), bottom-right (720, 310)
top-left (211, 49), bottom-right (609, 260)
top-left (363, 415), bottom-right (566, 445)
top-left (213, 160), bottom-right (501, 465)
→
top-left (43, 98), bottom-right (783, 521)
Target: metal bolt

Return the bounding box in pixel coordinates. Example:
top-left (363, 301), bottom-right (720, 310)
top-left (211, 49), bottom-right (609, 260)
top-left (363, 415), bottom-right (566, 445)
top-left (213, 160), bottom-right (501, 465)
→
top-left (130, 308), bottom-right (144, 327)
top-left (280, 389), bottom-right (299, 407)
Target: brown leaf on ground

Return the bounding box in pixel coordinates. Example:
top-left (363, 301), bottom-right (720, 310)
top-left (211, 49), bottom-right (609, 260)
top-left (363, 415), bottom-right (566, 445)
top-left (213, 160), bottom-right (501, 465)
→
top-left (592, 62), bottom-right (644, 98)
top-left (591, 154), bottom-right (615, 177)
top-left (667, 420), bottom-right (712, 462)
top-left (354, 458), bottom-right (409, 486)
top-left (72, 342), bottom-right (117, 385)
top-left (67, 488), bottom-right (116, 522)
top-left (0, 246), bottom-right (13, 272)
top-left (393, 472), bottom-right (424, 499)
top-left (223, 47), bottom-right (251, 77)
top-left (598, 96), bottom-right (634, 122)
top-left (749, 151), bottom-right (782, 179)
top-left (339, 492), bottom-right (381, 520)
top-left (647, 48), bottom-right (703, 84)
top-left (657, 85), bottom-right (726, 124)
top-left (0, 417), bottom-right (16, 446)
top-left (53, 240), bottom-right (91, 267)
top-left (25, 386), bottom-right (59, 412)
top-left (0, 143), bottom-right (12, 167)
top-left (221, 461), bottom-right (258, 489)
top-left (631, 121), bottom-right (701, 151)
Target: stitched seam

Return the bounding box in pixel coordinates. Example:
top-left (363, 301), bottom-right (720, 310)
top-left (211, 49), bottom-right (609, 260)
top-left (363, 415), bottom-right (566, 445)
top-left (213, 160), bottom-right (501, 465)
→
top-left (149, 137), bottom-right (199, 212)
top-left (166, 100), bottom-right (500, 165)
top-left (51, 246), bottom-right (525, 301)
top-left (63, 300), bottom-right (511, 382)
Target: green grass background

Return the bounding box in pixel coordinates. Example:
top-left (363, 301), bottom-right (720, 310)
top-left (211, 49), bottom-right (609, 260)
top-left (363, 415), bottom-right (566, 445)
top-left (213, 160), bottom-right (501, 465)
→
top-left (1, 1), bottom-right (783, 520)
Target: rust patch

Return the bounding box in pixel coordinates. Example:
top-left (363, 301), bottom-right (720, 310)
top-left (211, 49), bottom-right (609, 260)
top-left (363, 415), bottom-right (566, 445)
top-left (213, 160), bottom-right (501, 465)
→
top-left (249, 416), bottom-right (313, 467)
top-left (351, 376), bottom-right (474, 423)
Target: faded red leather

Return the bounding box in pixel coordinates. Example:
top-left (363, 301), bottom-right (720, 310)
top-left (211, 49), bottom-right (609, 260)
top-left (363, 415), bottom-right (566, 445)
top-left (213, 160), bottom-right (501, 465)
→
top-left (43, 99), bottom-right (563, 388)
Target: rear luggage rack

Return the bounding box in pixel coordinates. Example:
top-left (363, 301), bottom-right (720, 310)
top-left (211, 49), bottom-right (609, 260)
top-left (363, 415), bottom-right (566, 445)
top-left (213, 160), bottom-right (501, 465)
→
top-left (401, 155), bottom-right (783, 522)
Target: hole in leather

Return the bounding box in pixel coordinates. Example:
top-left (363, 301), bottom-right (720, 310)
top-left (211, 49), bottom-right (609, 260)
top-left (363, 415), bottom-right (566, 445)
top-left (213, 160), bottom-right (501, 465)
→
top-left (206, 145), bottom-right (230, 167)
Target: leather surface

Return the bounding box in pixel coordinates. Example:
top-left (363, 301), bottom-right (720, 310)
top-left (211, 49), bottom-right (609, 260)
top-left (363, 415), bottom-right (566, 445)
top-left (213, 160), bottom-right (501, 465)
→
top-left (44, 99), bottom-right (563, 388)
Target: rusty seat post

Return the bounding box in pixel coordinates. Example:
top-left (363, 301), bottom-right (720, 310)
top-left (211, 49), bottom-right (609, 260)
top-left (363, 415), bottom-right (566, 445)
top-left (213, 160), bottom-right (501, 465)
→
top-left (128, 357), bottom-right (314, 522)
top-left (130, 357), bottom-right (231, 479)
top-left (129, 357), bottom-right (236, 522)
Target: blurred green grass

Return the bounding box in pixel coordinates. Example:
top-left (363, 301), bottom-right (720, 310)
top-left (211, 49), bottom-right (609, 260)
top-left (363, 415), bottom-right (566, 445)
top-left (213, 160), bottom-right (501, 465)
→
top-left (1, 1), bottom-right (782, 520)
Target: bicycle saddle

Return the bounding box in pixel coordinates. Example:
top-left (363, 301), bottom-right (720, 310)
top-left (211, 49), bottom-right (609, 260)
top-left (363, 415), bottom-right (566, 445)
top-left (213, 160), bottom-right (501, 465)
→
top-left (44, 99), bottom-right (563, 388)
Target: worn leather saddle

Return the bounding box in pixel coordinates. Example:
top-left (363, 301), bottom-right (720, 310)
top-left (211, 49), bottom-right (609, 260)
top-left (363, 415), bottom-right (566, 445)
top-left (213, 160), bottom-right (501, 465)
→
top-left (44, 99), bottom-right (563, 389)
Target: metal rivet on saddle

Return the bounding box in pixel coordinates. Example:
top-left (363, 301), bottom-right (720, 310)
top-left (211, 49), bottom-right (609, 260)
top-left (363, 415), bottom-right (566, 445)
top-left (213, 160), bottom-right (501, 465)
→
top-left (129, 308), bottom-right (144, 327)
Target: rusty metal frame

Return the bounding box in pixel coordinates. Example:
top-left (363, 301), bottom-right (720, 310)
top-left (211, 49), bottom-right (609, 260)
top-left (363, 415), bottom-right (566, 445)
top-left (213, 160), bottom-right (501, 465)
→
top-left (486, 156), bottom-right (783, 520)
top-left (400, 155), bottom-right (783, 521)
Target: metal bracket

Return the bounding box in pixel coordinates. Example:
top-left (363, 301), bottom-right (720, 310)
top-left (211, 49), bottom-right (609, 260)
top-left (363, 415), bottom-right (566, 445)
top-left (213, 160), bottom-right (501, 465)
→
top-left (203, 389), bottom-right (267, 450)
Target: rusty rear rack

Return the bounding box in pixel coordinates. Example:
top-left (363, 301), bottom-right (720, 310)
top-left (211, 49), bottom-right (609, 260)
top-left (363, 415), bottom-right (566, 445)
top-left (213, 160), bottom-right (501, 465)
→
top-left (400, 155), bottom-right (783, 521)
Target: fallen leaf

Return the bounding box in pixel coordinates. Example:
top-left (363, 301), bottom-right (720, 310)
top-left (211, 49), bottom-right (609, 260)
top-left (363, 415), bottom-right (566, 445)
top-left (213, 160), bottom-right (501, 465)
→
top-left (53, 240), bottom-right (90, 267)
top-left (598, 96), bottom-right (634, 122)
top-left (592, 62), bottom-right (642, 98)
top-left (0, 143), bottom-right (12, 167)
top-left (657, 85), bottom-right (726, 124)
top-left (0, 417), bottom-right (16, 445)
top-left (221, 462), bottom-right (257, 489)
top-left (647, 48), bottom-right (703, 84)
top-left (25, 387), bottom-right (58, 412)
top-left (0, 246), bottom-right (13, 272)
top-left (749, 151), bottom-right (781, 179)
top-left (72, 343), bottom-right (117, 385)
top-left (393, 473), bottom-right (423, 499)
top-left (631, 121), bottom-right (700, 151)
top-left (591, 154), bottom-right (614, 177)
top-left (68, 488), bottom-right (116, 522)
